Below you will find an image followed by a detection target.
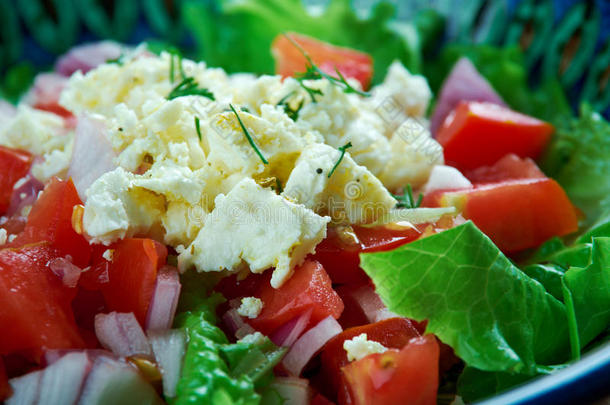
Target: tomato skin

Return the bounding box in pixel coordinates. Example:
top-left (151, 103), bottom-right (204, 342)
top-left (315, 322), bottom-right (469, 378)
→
top-left (272, 32), bottom-right (374, 90)
top-left (248, 260), bottom-right (344, 336)
top-left (312, 225), bottom-right (423, 284)
top-left (0, 146), bottom-right (33, 215)
top-left (0, 244), bottom-right (85, 361)
top-left (437, 101), bottom-right (554, 171)
top-left (341, 335), bottom-right (439, 405)
top-left (98, 238), bottom-right (168, 326)
top-left (426, 178), bottom-right (579, 252)
top-left (320, 318), bottom-right (420, 401)
top-left (312, 393), bottom-right (336, 405)
top-left (11, 178), bottom-right (91, 267)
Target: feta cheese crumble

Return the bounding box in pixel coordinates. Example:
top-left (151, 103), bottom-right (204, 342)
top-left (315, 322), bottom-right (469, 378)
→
top-left (343, 333), bottom-right (388, 362)
top-left (237, 297), bottom-right (264, 319)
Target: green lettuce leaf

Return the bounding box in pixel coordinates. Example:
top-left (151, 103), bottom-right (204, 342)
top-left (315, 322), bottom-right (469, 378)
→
top-left (563, 237), bottom-right (610, 348)
top-left (540, 105), bottom-right (610, 225)
top-left (360, 221), bottom-right (570, 375)
top-left (180, 0), bottom-right (422, 83)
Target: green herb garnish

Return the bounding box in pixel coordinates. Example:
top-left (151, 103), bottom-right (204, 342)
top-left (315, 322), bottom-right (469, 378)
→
top-left (106, 55), bottom-right (124, 66)
top-left (194, 116), bottom-right (202, 141)
top-left (229, 104), bottom-right (268, 165)
top-left (393, 184), bottom-right (423, 209)
top-left (284, 33), bottom-right (370, 98)
top-left (328, 142), bottom-right (352, 178)
top-left (276, 92), bottom-right (304, 121)
top-left (167, 77), bottom-right (215, 101)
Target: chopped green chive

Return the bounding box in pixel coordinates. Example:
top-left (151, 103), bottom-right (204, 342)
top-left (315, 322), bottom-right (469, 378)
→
top-left (284, 33), bottom-right (370, 98)
top-left (328, 142), bottom-right (352, 178)
top-left (277, 91), bottom-right (304, 120)
top-left (194, 116), bottom-right (202, 141)
top-left (393, 184), bottom-right (423, 209)
top-left (229, 104), bottom-right (268, 165)
top-left (106, 55), bottom-right (123, 65)
top-left (167, 77), bottom-right (215, 100)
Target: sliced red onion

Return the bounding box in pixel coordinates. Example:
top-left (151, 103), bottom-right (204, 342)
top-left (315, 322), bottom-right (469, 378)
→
top-left (77, 355), bottom-right (163, 405)
top-left (94, 312), bottom-right (152, 358)
top-left (430, 57), bottom-right (506, 136)
top-left (148, 329), bottom-right (186, 398)
top-left (55, 41), bottom-right (123, 77)
top-left (282, 316), bottom-right (342, 376)
top-left (23, 73), bottom-right (69, 110)
top-left (145, 265), bottom-right (181, 331)
top-left (38, 352), bottom-right (91, 405)
top-left (44, 349), bottom-right (113, 367)
top-left (7, 175), bottom-right (44, 217)
top-left (7, 369), bottom-right (42, 405)
top-left (67, 114), bottom-right (117, 201)
top-left (222, 308), bottom-right (246, 336)
top-left (350, 284), bottom-right (401, 324)
top-left (48, 257), bottom-right (82, 288)
top-left (271, 309), bottom-right (313, 348)
top-left (422, 165), bottom-right (473, 193)
top-left (268, 377), bottom-right (312, 405)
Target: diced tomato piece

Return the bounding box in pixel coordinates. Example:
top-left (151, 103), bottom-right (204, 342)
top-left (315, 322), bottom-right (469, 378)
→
top-left (272, 32), bottom-right (374, 90)
top-left (465, 154), bottom-right (545, 184)
top-left (0, 244), bottom-right (85, 361)
top-left (0, 358), bottom-right (10, 402)
top-left (425, 178), bottom-right (579, 252)
top-left (99, 238), bottom-right (167, 325)
top-left (320, 318), bottom-right (420, 401)
top-left (0, 146), bottom-right (32, 215)
top-left (341, 335), bottom-right (439, 405)
top-left (312, 225), bottom-right (423, 284)
top-left (437, 101), bottom-right (554, 171)
top-left (248, 260), bottom-right (344, 336)
top-left (10, 178), bottom-right (91, 267)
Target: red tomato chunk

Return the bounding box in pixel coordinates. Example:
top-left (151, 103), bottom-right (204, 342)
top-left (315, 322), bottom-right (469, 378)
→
top-left (0, 244), bottom-right (84, 361)
top-left (248, 260), bottom-right (344, 336)
top-left (0, 146), bottom-right (33, 215)
top-left (341, 335), bottom-right (439, 405)
top-left (437, 101), bottom-right (554, 171)
top-left (272, 32), bottom-right (374, 90)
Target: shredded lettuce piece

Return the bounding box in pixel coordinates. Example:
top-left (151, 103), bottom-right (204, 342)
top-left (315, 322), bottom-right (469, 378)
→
top-left (172, 273), bottom-right (285, 405)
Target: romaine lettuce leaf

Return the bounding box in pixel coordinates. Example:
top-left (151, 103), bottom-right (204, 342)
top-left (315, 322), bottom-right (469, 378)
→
top-left (360, 221), bottom-right (571, 375)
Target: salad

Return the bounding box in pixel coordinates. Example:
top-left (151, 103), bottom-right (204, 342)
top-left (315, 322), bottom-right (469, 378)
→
top-left (1, 5), bottom-right (610, 405)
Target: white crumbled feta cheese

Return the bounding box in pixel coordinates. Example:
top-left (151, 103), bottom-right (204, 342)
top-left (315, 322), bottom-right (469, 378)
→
top-left (343, 333), bottom-right (388, 362)
top-left (178, 178), bottom-right (330, 288)
top-left (7, 234), bottom-right (17, 243)
top-left (283, 143), bottom-right (396, 224)
top-left (0, 229), bottom-right (7, 245)
top-left (102, 249), bottom-right (115, 262)
top-left (378, 121), bottom-right (444, 191)
top-left (237, 297), bottom-right (264, 319)
top-left (57, 51), bottom-right (440, 287)
top-left (422, 165), bottom-right (472, 193)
